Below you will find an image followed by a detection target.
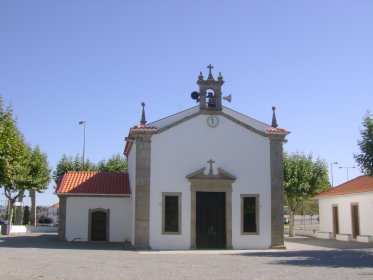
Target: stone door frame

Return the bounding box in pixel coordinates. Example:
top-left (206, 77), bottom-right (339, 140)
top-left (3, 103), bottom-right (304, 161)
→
top-left (186, 166), bottom-right (236, 249)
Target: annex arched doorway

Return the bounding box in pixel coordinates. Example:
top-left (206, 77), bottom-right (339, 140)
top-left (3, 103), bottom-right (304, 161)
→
top-left (89, 209), bottom-right (110, 241)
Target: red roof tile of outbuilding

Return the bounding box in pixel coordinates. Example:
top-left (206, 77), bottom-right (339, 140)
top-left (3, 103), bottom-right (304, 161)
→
top-left (314, 175), bottom-right (373, 198)
top-left (56, 171), bottom-right (131, 195)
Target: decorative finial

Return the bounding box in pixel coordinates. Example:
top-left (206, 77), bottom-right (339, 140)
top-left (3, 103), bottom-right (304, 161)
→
top-left (207, 64), bottom-right (214, 80)
top-left (207, 159), bottom-right (215, 175)
top-left (198, 71), bottom-right (204, 80)
top-left (218, 72), bottom-right (223, 81)
top-left (140, 102), bottom-right (147, 125)
top-left (271, 106), bottom-right (278, 128)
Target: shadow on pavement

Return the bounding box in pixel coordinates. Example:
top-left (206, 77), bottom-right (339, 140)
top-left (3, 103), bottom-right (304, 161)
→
top-left (0, 233), bottom-right (131, 251)
top-left (236, 249), bottom-right (373, 269)
top-left (286, 236), bottom-right (373, 250)
top-left (234, 236), bottom-right (373, 269)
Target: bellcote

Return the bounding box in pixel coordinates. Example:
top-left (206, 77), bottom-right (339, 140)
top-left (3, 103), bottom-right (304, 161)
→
top-left (192, 64), bottom-right (225, 111)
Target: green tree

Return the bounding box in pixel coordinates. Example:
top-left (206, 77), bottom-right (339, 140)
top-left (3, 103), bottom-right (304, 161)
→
top-left (283, 152), bottom-right (330, 237)
top-left (354, 112), bottom-right (373, 175)
top-left (97, 153), bottom-right (127, 172)
top-left (19, 146), bottom-right (51, 224)
top-left (0, 100), bottom-right (31, 225)
top-left (25, 146), bottom-right (51, 191)
top-left (0, 98), bottom-right (51, 225)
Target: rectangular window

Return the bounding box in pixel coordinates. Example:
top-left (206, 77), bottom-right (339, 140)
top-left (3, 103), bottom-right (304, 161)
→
top-left (241, 195), bottom-right (259, 234)
top-left (162, 193), bottom-right (181, 234)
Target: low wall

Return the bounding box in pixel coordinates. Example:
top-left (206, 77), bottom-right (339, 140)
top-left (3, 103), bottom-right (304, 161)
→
top-left (9, 225), bottom-right (58, 233)
top-left (284, 227), bottom-right (317, 238)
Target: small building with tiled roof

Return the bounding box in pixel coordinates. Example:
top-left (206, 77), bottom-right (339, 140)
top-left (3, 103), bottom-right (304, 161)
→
top-left (314, 175), bottom-right (373, 242)
top-left (56, 172), bottom-right (131, 242)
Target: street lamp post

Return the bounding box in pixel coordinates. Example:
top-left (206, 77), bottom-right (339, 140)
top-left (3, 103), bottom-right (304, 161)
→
top-left (79, 121), bottom-right (86, 164)
top-left (330, 162), bottom-right (338, 187)
top-left (339, 166), bottom-right (356, 182)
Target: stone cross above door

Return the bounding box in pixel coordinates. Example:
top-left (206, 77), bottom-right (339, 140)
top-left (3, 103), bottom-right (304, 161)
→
top-left (207, 159), bottom-right (215, 175)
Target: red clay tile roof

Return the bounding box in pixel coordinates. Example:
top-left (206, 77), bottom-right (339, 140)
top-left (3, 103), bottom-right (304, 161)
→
top-left (56, 171), bottom-right (131, 195)
top-left (314, 175), bottom-right (373, 198)
top-left (266, 127), bottom-right (289, 134)
top-left (131, 124), bottom-right (157, 130)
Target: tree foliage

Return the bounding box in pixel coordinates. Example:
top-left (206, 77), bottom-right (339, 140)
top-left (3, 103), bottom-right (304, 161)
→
top-left (283, 152), bottom-right (330, 236)
top-left (24, 146), bottom-right (51, 192)
top-left (0, 97), bottom-right (51, 225)
top-left (97, 153), bottom-right (128, 172)
top-left (0, 100), bottom-right (30, 196)
top-left (354, 112), bottom-right (373, 175)
top-left (53, 153), bottom-right (127, 184)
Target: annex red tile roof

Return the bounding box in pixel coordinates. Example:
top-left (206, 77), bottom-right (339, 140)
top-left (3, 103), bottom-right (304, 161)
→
top-left (314, 175), bottom-right (373, 198)
top-left (56, 171), bottom-right (130, 195)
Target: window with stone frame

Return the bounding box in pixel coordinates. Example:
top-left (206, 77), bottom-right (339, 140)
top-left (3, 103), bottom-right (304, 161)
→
top-left (162, 193), bottom-right (181, 234)
top-left (241, 194), bottom-right (259, 234)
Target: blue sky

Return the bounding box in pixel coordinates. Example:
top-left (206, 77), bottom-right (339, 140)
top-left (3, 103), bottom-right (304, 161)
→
top-left (1, 0), bottom-right (372, 206)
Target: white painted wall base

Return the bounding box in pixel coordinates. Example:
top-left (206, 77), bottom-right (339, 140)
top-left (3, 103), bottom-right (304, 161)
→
top-left (336, 234), bottom-right (352, 241)
top-left (357, 235), bottom-right (373, 243)
top-left (10, 225), bottom-right (27, 233)
top-left (28, 226), bottom-right (58, 233)
top-left (9, 225), bottom-right (58, 233)
top-left (316, 231), bottom-right (333, 239)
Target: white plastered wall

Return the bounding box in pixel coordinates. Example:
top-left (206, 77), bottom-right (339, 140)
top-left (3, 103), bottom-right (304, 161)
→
top-left (318, 192), bottom-right (373, 236)
top-left (65, 196), bottom-right (131, 242)
top-left (149, 114), bottom-right (271, 249)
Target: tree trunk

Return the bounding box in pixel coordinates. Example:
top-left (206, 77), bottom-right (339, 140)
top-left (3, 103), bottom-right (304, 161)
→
top-left (14, 191), bottom-right (24, 225)
top-left (30, 190), bottom-right (36, 226)
top-left (7, 199), bottom-right (15, 226)
top-left (289, 210), bottom-right (295, 237)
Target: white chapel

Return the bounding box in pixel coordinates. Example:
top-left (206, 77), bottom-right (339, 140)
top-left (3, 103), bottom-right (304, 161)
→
top-left (56, 65), bottom-right (289, 250)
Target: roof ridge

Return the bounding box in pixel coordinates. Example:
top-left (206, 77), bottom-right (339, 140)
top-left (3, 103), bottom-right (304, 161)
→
top-left (222, 106), bottom-right (271, 127)
top-left (146, 106), bottom-right (198, 126)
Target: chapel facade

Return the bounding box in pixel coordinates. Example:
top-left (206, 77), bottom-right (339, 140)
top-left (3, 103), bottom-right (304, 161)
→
top-left (57, 65), bottom-right (289, 249)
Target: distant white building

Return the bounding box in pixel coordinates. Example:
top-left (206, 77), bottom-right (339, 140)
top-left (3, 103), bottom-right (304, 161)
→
top-left (47, 203), bottom-right (59, 225)
top-left (314, 175), bottom-right (373, 242)
top-left (57, 66), bottom-right (289, 249)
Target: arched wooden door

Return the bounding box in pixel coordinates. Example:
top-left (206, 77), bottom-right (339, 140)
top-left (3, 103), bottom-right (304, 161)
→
top-left (90, 210), bottom-right (108, 241)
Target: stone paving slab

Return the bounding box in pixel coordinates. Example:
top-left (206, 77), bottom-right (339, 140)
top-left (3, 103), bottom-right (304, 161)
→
top-left (0, 233), bottom-right (372, 280)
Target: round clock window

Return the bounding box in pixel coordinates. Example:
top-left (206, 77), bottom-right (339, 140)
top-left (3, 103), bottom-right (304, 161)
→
top-left (207, 115), bottom-right (219, 128)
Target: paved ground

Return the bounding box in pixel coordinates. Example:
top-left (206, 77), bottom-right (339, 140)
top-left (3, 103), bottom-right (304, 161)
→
top-left (0, 233), bottom-right (372, 280)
